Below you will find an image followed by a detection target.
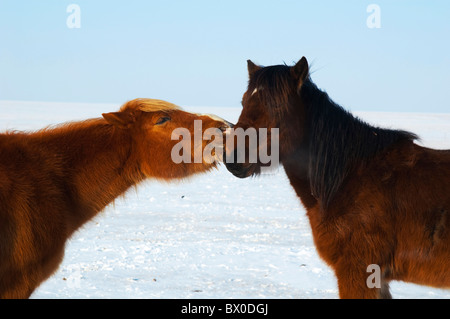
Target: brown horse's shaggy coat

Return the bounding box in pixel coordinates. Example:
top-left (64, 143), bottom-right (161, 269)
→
top-left (224, 57), bottom-right (450, 298)
top-left (0, 98), bottom-right (228, 298)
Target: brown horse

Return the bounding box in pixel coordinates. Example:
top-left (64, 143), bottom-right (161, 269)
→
top-left (224, 57), bottom-right (450, 298)
top-left (0, 98), bottom-right (229, 298)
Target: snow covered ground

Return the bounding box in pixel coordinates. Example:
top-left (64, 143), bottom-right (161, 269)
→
top-left (0, 100), bottom-right (449, 299)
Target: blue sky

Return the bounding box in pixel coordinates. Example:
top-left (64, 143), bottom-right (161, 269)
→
top-left (0, 0), bottom-right (449, 112)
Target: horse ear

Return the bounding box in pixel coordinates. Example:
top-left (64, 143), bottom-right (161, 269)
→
top-left (102, 111), bottom-right (135, 129)
top-left (247, 60), bottom-right (261, 77)
top-left (291, 56), bottom-right (309, 89)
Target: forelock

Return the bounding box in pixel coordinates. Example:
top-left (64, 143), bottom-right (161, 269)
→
top-left (246, 65), bottom-right (294, 118)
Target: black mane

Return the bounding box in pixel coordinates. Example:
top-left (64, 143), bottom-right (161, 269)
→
top-left (248, 64), bottom-right (418, 209)
top-left (300, 79), bottom-right (418, 209)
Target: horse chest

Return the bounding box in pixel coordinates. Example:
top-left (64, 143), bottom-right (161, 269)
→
top-left (305, 207), bottom-right (354, 265)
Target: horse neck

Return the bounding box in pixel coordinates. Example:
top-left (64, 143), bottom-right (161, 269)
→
top-left (34, 119), bottom-right (143, 228)
top-left (282, 80), bottom-right (417, 211)
top-left (280, 95), bottom-right (317, 210)
top-left (282, 149), bottom-right (317, 209)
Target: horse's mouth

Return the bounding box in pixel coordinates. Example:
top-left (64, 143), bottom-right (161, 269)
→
top-left (210, 143), bottom-right (224, 163)
top-left (223, 148), bottom-right (261, 178)
top-left (209, 120), bottom-right (233, 163)
top-left (224, 162), bottom-right (249, 178)
top-left (224, 161), bottom-right (260, 178)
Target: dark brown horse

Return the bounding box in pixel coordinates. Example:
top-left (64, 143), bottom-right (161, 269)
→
top-left (0, 98), bottom-right (229, 298)
top-left (224, 57), bottom-right (450, 298)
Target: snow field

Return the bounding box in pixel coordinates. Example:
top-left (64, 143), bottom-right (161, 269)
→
top-left (0, 100), bottom-right (449, 298)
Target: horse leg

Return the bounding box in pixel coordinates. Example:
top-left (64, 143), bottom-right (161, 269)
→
top-left (335, 266), bottom-right (392, 299)
top-left (0, 248), bottom-right (64, 299)
top-left (0, 268), bottom-right (36, 299)
top-left (380, 281), bottom-right (392, 299)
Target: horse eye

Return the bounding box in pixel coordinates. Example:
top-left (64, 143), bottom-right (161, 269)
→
top-left (155, 116), bottom-right (171, 125)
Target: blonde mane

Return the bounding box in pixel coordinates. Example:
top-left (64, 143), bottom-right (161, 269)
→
top-left (121, 98), bottom-right (182, 113)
